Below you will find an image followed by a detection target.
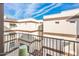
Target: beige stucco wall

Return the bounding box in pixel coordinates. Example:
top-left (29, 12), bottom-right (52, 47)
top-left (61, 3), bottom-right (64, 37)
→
top-left (43, 19), bottom-right (77, 40)
top-left (44, 20), bottom-right (77, 35)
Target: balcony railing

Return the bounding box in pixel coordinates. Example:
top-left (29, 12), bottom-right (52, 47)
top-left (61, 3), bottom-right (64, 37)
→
top-left (43, 36), bottom-right (79, 56)
top-left (1, 33), bottom-right (19, 56)
top-left (1, 33), bottom-right (79, 56)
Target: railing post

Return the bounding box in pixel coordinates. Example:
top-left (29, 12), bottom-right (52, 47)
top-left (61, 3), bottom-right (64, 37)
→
top-left (77, 38), bottom-right (79, 56)
top-left (0, 3), bottom-right (4, 55)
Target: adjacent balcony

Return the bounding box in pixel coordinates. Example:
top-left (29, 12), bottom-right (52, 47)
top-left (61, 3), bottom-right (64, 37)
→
top-left (0, 33), bottom-right (79, 56)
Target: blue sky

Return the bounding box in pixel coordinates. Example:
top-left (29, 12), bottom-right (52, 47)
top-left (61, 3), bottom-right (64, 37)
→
top-left (4, 3), bottom-right (79, 20)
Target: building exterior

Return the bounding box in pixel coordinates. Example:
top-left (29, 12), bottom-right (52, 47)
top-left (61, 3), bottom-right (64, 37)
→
top-left (4, 17), bottom-right (43, 56)
top-left (4, 17), bottom-right (43, 35)
top-left (43, 8), bottom-right (79, 56)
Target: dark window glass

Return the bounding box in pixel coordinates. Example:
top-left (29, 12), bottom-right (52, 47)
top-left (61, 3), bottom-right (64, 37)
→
top-left (55, 21), bottom-right (59, 24)
top-left (10, 24), bottom-right (17, 28)
top-left (70, 21), bottom-right (75, 23)
top-left (46, 53), bottom-right (52, 56)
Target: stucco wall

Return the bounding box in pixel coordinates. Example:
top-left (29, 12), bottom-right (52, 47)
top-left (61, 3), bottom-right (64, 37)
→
top-left (44, 20), bottom-right (77, 35)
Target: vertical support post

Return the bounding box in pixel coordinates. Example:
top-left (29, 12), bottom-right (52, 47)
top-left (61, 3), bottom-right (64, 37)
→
top-left (40, 23), bottom-right (43, 56)
top-left (38, 22), bottom-right (43, 55)
top-left (0, 3), bottom-right (4, 55)
top-left (76, 20), bottom-right (79, 56)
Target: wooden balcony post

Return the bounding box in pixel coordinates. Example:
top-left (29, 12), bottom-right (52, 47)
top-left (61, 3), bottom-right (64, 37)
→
top-left (0, 3), bottom-right (4, 54)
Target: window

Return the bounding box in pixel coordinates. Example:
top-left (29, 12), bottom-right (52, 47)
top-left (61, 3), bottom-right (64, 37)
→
top-left (10, 23), bottom-right (17, 28)
top-left (55, 21), bottom-right (59, 24)
top-left (46, 53), bottom-right (52, 56)
top-left (69, 21), bottom-right (75, 23)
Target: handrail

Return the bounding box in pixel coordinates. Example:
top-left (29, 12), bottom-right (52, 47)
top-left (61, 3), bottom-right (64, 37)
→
top-left (17, 33), bottom-right (79, 43)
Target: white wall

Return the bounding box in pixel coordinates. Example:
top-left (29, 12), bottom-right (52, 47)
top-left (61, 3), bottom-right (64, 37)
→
top-left (43, 20), bottom-right (77, 40)
top-left (4, 22), bottom-right (10, 31)
top-left (44, 20), bottom-right (77, 35)
top-left (14, 23), bottom-right (38, 30)
top-left (43, 8), bottom-right (79, 40)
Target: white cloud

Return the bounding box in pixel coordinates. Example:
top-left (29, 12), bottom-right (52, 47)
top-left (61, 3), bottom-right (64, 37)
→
top-left (34, 3), bottom-right (62, 18)
top-left (24, 4), bottom-right (39, 18)
top-left (32, 3), bottom-right (56, 15)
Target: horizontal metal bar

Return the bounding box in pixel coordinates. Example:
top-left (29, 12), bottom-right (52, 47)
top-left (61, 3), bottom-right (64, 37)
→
top-left (16, 33), bottom-right (79, 43)
top-left (42, 46), bottom-right (74, 56)
top-left (4, 39), bottom-right (17, 43)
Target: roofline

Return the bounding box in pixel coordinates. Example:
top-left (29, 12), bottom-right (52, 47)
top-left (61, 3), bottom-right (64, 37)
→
top-left (4, 20), bottom-right (43, 24)
top-left (44, 8), bottom-right (79, 21)
top-left (44, 15), bottom-right (79, 21)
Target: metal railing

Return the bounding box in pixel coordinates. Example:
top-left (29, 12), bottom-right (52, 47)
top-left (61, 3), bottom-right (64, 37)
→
top-left (0, 33), bottom-right (19, 56)
top-left (43, 36), bottom-right (79, 56)
top-left (18, 33), bottom-right (43, 56)
top-left (1, 33), bottom-right (79, 56)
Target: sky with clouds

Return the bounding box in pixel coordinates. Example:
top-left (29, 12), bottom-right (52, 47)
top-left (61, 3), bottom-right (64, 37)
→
top-left (4, 3), bottom-right (79, 20)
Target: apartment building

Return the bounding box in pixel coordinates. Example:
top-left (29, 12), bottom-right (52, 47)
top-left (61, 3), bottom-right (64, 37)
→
top-left (4, 17), bottom-right (43, 56)
top-left (43, 8), bottom-right (79, 56)
top-left (4, 17), bottom-right (43, 34)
